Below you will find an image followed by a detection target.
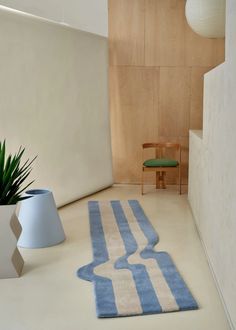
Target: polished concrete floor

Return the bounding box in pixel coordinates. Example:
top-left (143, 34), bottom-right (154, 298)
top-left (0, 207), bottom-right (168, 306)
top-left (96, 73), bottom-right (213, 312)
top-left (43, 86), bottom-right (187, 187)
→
top-left (0, 185), bottom-right (230, 330)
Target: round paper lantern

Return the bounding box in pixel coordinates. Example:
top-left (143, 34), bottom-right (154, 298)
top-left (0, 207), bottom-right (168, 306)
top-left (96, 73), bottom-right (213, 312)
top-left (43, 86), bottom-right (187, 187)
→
top-left (185, 0), bottom-right (226, 38)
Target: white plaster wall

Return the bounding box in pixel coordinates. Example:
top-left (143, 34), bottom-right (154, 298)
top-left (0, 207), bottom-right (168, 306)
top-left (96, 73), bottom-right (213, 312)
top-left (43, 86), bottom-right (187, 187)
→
top-left (188, 130), bottom-right (203, 229)
top-left (188, 0), bottom-right (236, 328)
top-left (0, 9), bottom-right (113, 207)
top-left (0, 0), bottom-right (108, 36)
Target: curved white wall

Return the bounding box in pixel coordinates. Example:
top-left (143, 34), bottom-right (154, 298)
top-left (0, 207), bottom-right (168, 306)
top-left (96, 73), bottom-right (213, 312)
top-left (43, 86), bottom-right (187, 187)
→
top-left (189, 0), bottom-right (236, 328)
top-left (0, 0), bottom-right (108, 36)
top-left (0, 9), bottom-right (113, 207)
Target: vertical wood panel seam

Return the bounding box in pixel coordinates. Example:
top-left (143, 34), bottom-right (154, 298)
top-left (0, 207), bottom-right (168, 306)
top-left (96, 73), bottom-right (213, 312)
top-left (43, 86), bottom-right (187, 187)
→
top-left (189, 66), bottom-right (192, 131)
top-left (158, 66), bottom-right (162, 138)
top-left (189, 67), bottom-right (193, 134)
top-left (144, 0), bottom-right (146, 67)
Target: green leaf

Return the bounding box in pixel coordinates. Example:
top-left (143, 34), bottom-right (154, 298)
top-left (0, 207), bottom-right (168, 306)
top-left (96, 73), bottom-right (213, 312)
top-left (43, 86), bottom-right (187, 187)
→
top-left (0, 141), bottom-right (36, 205)
top-left (0, 140), bottom-right (6, 187)
top-left (15, 180), bottom-right (35, 198)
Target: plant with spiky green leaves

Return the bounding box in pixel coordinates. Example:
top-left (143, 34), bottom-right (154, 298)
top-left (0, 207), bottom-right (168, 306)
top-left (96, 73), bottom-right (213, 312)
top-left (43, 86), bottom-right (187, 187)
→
top-left (0, 140), bottom-right (36, 205)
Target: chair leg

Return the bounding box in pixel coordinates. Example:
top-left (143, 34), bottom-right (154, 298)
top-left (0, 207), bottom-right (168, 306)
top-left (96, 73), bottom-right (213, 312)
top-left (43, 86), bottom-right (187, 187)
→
top-left (141, 169), bottom-right (144, 195)
top-left (156, 171), bottom-right (166, 189)
top-left (179, 166), bottom-right (182, 195)
top-left (156, 171), bottom-right (159, 189)
top-left (160, 171), bottom-right (166, 189)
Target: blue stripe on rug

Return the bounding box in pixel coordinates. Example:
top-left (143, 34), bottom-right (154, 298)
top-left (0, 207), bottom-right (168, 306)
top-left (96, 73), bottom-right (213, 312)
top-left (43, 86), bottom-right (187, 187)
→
top-left (128, 200), bottom-right (198, 311)
top-left (110, 201), bottom-right (137, 254)
top-left (77, 201), bottom-right (118, 317)
top-left (154, 252), bottom-right (198, 311)
top-left (111, 201), bottom-right (162, 313)
top-left (128, 200), bottom-right (159, 248)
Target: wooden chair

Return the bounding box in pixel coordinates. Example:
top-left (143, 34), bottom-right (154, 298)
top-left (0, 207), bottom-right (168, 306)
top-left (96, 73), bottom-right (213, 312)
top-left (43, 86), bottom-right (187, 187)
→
top-left (141, 142), bottom-right (182, 195)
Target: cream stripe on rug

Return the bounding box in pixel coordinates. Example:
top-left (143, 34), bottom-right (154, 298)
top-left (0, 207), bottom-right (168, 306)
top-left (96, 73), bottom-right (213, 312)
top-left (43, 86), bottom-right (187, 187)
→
top-left (93, 201), bottom-right (142, 315)
top-left (121, 201), bottom-right (179, 312)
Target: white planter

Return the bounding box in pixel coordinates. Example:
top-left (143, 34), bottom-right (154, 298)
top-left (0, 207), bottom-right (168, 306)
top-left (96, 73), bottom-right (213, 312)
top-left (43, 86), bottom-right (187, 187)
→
top-left (18, 189), bottom-right (65, 248)
top-left (0, 205), bottom-right (24, 279)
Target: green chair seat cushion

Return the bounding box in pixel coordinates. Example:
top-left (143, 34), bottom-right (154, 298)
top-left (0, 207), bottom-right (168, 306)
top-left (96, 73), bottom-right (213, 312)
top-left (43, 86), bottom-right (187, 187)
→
top-left (143, 158), bottom-right (179, 167)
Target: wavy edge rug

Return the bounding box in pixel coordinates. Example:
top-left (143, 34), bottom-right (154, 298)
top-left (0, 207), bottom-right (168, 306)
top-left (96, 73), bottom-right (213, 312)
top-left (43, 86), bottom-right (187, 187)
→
top-left (77, 200), bottom-right (198, 317)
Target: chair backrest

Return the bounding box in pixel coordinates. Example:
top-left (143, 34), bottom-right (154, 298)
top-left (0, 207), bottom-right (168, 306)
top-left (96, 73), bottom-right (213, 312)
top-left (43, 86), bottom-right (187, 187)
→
top-left (142, 142), bottom-right (181, 161)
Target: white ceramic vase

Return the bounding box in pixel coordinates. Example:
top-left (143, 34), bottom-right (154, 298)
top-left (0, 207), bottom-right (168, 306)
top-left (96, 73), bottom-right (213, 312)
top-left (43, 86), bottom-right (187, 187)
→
top-left (0, 205), bottom-right (24, 279)
top-left (18, 189), bottom-right (65, 248)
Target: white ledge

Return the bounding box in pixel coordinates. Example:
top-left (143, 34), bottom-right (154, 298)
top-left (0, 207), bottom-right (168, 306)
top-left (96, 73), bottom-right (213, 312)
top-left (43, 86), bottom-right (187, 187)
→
top-left (189, 129), bottom-right (203, 140)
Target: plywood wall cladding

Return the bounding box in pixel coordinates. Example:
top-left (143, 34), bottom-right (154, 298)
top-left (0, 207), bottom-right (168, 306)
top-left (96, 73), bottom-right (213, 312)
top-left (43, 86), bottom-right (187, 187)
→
top-left (145, 0), bottom-right (186, 66)
top-left (158, 67), bottom-right (191, 137)
top-left (190, 67), bottom-right (212, 129)
top-left (185, 27), bottom-right (225, 67)
top-left (109, 0), bottom-right (225, 184)
top-left (109, 0), bottom-right (145, 66)
top-left (110, 66), bottom-right (159, 183)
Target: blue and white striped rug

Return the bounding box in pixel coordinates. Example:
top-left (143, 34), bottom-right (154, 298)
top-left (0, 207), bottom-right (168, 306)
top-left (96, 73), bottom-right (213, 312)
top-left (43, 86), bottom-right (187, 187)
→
top-left (78, 200), bottom-right (198, 317)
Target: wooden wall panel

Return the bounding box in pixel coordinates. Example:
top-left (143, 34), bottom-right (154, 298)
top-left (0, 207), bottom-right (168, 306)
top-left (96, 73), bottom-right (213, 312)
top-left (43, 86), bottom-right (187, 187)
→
top-left (190, 67), bottom-right (212, 130)
top-left (145, 0), bottom-right (186, 66)
top-left (109, 0), bottom-right (145, 66)
top-left (213, 39), bottom-right (226, 67)
top-left (158, 67), bottom-right (191, 137)
top-left (110, 67), bottom-right (159, 183)
top-left (109, 0), bottom-right (225, 185)
top-left (185, 24), bottom-right (225, 67)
